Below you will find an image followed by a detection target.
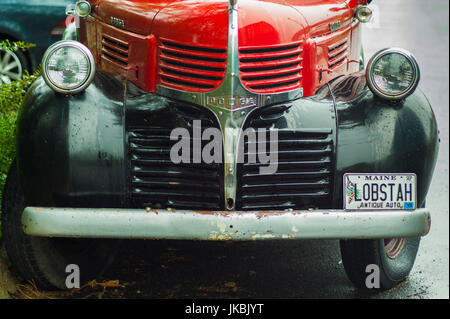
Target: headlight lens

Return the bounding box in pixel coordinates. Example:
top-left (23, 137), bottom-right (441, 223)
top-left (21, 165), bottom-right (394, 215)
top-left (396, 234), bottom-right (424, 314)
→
top-left (355, 6), bottom-right (373, 23)
top-left (366, 48), bottom-right (420, 101)
top-left (42, 41), bottom-right (95, 94)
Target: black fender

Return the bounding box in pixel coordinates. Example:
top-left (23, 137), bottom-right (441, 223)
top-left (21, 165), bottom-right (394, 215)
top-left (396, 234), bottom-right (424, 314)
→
top-left (16, 71), bottom-right (439, 210)
top-left (328, 74), bottom-right (439, 208)
top-left (16, 72), bottom-right (127, 208)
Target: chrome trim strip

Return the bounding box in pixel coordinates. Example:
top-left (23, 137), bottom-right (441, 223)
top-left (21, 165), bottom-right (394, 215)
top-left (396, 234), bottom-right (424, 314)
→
top-left (22, 207), bottom-right (431, 240)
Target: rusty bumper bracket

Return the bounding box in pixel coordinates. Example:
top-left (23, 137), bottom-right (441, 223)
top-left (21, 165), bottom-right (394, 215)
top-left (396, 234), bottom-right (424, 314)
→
top-left (22, 207), bottom-right (431, 240)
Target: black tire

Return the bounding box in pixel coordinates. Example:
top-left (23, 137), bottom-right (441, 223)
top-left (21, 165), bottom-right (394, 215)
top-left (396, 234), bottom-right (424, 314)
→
top-left (340, 235), bottom-right (421, 290)
top-left (1, 161), bottom-right (120, 290)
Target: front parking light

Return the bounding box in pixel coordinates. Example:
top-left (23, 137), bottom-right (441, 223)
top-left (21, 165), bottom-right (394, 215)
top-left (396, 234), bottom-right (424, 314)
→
top-left (75, 1), bottom-right (92, 18)
top-left (355, 5), bottom-right (373, 23)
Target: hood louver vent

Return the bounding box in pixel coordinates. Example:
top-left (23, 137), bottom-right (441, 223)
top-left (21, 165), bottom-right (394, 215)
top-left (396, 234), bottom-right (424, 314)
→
top-left (101, 34), bottom-right (130, 68)
top-left (239, 41), bottom-right (303, 94)
top-left (328, 38), bottom-right (348, 70)
top-left (158, 39), bottom-right (227, 92)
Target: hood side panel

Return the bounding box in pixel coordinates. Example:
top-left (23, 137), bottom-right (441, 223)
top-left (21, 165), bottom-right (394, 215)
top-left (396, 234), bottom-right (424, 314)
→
top-left (283, 0), bottom-right (354, 37)
top-left (95, 0), bottom-right (178, 35)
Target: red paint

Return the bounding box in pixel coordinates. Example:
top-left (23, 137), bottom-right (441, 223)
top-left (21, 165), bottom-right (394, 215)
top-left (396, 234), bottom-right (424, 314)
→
top-left (94, 0), bottom-right (178, 35)
top-left (82, 0), bottom-right (362, 97)
top-left (151, 1), bottom-right (229, 92)
top-left (157, 38), bottom-right (227, 92)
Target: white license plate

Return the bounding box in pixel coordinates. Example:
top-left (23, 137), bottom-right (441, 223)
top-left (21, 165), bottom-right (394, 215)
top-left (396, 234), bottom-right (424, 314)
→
top-left (344, 173), bottom-right (417, 210)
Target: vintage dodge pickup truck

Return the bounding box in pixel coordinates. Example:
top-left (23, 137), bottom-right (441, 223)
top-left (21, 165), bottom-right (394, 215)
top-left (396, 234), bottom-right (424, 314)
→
top-left (1, 0), bottom-right (439, 291)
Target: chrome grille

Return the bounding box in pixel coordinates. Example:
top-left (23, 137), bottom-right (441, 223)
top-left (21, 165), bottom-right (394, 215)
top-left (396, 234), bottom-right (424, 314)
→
top-left (237, 106), bottom-right (333, 210)
top-left (158, 39), bottom-right (227, 91)
top-left (128, 105), bottom-right (223, 210)
top-left (239, 41), bottom-right (303, 93)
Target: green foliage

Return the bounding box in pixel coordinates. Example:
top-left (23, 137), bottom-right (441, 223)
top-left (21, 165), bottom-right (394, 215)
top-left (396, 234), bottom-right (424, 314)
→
top-left (0, 112), bottom-right (17, 189)
top-left (0, 70), bottom-right (40, 192)
top-left (0, 39), bottom-right (36, 52)
top-left (0, 70), bottom-right (40, 114)
top-left (0, 40), bottom-right (39, 241)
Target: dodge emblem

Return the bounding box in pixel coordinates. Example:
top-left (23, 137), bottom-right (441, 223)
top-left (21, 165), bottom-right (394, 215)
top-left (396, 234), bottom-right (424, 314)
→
top-left (110, 17), bottom-right (125, 29)
top-left (206, 95), bottom-right (257, 110)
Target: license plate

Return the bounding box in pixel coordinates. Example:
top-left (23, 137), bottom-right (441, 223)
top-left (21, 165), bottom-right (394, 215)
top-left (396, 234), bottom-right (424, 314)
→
top-left (344, 173), bottom-right (417, 210)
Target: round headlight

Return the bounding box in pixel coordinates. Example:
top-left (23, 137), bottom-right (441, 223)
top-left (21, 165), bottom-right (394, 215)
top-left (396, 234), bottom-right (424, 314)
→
top-left (42, 40), bottom-right (95, 94)
top-left (355, 6), bottom-right (373, 23)
top-left (366, 48), bottom-right (420, 101)
top-left (75, 1), bottom-right (92, 18)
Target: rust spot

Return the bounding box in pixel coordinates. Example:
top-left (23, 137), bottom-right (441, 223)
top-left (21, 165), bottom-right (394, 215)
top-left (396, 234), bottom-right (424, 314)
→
top-left (193, 210), bottom-right (233, 217)
top-left (193, 210), bottom-right (215, 215)
top-left (255, 211), bottom-right (286, 219)
top-left (422, 215), bottom-right (431, 235)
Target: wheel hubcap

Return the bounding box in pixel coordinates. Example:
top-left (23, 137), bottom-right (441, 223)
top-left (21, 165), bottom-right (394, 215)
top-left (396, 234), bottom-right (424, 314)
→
top-left (0, 48), bottom-right (23, 85)
top-left (384, 238), bottom-right (407, 259)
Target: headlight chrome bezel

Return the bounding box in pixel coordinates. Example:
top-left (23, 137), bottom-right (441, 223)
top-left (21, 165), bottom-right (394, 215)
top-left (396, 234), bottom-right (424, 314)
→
top-left (75, 0), bottom-right (92, 18)
top-left (366, 48), bottom-right (420, 101)
top-left (42, 40), bottom-right (95, 95)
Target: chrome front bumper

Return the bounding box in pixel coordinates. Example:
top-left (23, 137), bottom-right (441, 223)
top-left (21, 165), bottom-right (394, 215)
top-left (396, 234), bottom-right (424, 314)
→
top-left (22, 207), bottom-right (431, 240)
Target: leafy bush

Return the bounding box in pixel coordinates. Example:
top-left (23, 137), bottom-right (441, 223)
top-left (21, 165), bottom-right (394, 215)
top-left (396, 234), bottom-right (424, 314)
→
top-left (0, 39), bottom-right (36, 53)
top-left (0, 41), bottom-right (39, 240)
top-left (0, 112), bottom-right (18, 188)
top-left (0, 69), bottom-right (40, 198)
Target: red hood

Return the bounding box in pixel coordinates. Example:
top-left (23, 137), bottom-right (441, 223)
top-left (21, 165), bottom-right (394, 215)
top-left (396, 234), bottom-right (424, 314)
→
top-left (283, 0), bottom-right (354, 37)
top-left (238, 0), bottom-right (309, 47)
top-left (94, 0), bottom-right (353, 43)
top-left (94, 0), bottom-right (178, 35)
top-left (151, 0), bottom-right (229, 47)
